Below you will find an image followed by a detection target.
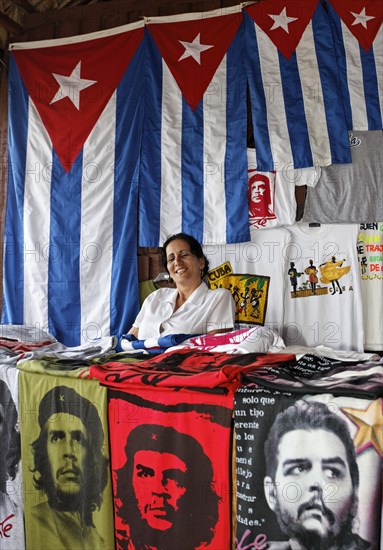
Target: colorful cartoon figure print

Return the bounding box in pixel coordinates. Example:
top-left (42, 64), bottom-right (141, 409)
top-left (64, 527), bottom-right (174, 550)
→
top-left (231, 285), bottom-right (241, 307)
top-left (304, 260), bottom-right (318, 295)
top-left (288, 262), bottom-right (302, 297)
top-left (360, 256), bottom-right (367, 275)
top-left (250, 288), bottom-right (263, 318)
top-left (319, 257), bottom-right (351, 295)
top-left (238, 287), bottom-right (250, 315)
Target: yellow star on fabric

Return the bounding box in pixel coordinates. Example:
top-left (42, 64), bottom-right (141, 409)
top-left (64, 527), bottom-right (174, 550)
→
top-left (268, 7), bottom-right (298, 33)
top-left (59, 394), bottom-right (65, 401)
top-left (50, 61), bottom-right (97, 110)
top-left (342, 399), bottom-right (383, 457)
top-left (351, 7), bottom-right (375, 29)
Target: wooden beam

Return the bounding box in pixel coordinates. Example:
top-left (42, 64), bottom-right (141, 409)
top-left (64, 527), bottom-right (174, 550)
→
top-left (0, 12), bottom-right (24, 35)
top-left (63, 0), bottom-right (100, 5)
top-left (11, 0), bottom-right (37, 14)
top-left (53, 0), bottom-right (92, 7)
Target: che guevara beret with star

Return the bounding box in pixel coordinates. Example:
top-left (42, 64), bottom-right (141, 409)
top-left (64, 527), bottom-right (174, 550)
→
top-left (37, 385), bottom-right (104, 446)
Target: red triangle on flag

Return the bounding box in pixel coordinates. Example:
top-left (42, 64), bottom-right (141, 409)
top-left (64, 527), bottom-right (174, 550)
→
top-left (147, 11), bottom-right (242, 111)
top-left (11, 24), bottom-right (144, 172)
top-left (328, 0), bottom-right (383, 52)
top-left (245, 0), bottom-right (319, 60)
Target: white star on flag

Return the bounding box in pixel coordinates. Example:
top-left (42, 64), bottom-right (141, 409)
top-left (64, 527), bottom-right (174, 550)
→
top-left (269, 7), bottom-right (298, 33)
top-left (351, 7), bottom-right (375, 29)
top-left (50, 61), bottom-right (97, 110)
top-left (178, 33), bottom-right (214, 65)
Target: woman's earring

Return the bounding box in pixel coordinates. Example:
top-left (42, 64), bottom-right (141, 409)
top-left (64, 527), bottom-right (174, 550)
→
top-left (200, 269), bottom-right (204, 279)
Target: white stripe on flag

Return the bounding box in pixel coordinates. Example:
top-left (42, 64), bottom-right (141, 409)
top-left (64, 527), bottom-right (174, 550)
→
top-left (255, 24), bottom-right (293, 169)
top-left (296, 22), bottom-right (331, 166)
top-left (159, 61), bottom-right (183, 244)
top-left (374, 25), bottom-right (383, 122)
top-left (80, 92), bottom-right (116, 343)
top-left (24, 99), bottom-right (52, 328)
top-left (342, 21), bottom-right (368, 130)
top-left (247, 147), bottom-right (256, 171)
top-left (203, 55), bottom-right (227, 244)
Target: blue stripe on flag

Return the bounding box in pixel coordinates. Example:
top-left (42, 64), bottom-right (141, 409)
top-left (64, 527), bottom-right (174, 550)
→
top-left (48, 151), bottom-right (82, 345)
top-left (225, 20), bottom-right (249, 243)
top-left (360, 44), bottom-right (382, 130)
top-left (2, 55), bottom-right (27, 323)
top-left (110, 41), bottom-right (144, 337)
top-left (139, 30), bottom-right (162, 246)
top-left (325, 3), bottom-right (353, 130)
top-left (181, 98), bottom-right (204, 242)
top-left (312, 3), bottom-right (352, 163)
top-left (243, 11), bottom-right (274, 172)
top-left (278, 51), bottom-right (313, 168)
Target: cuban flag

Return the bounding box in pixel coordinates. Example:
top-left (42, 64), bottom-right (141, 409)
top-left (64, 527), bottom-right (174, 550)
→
top-left (326, 0), bottom-right (383, 130)
top-left (2, 22), bottom-right (145, 346)
top-left (244, 0), bottom-right (352, 171)
top-left (139, 7), bottom-right (250, 247)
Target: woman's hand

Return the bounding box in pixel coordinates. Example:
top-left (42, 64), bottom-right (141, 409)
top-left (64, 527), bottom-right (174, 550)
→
top-left (128, 326), bottom-right (139, 338)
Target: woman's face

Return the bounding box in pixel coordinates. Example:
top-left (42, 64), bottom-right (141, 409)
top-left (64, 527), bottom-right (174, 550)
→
top-left (165, 239), bottom-right (205, 288)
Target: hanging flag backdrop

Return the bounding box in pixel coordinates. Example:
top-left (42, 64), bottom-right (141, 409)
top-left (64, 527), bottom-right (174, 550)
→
top-left (2, 22), bottom-right (145, 346)
top-left (244, 0), bottom-right (352, 171)
top-left (139, 8), bottom-right (249, 246)
top-left (3, 3), bottom-right (382, 345)
top-left (326, 0), bottom-right (383, 130)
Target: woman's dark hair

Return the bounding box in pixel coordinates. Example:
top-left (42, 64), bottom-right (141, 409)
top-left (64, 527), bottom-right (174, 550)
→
top-left (161, 233), bottom-right (210, 278)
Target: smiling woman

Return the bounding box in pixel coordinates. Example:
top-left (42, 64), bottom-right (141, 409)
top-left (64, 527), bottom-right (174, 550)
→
top-left (129, 233), bottom-right (235, 339)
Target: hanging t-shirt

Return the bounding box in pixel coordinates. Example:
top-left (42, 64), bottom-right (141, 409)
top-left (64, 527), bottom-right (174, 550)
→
top-left (283, 223), bottom-right (364, 351)
top-left (303, 131), bottom-right (383, 223)
top-left (234, 389), bottom-right (382, 549)
top-left (357, 222), bottom-right (383, 351)
top-left (0, 365), bottom-right (25, 550)
top-left (206, 228), bottom-right (291, 335)
top-left (19, 372), bottom-right (115, 550)
top-left (247, 149), bottom-right (297, 232)
top-left (104, 384), bottom-right (234, 550)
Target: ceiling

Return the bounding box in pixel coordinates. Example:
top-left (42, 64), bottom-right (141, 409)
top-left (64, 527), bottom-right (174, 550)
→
top-left (0, 0), bottom-right (138, 52)
top-left (1, 0), bottom-right (112, 35)
top-left (3, 0), bottom-right (104, 18)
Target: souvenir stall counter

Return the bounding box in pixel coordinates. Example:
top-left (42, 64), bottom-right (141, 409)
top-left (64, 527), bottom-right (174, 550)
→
top-left (1, 327), bottom-right (382, 549)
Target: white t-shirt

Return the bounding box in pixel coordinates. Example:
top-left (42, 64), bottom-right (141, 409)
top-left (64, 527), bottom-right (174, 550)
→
top-left (0, 365), bottom-right (25, 550)
top-left (283, 223), bottom-right (364, 351)
top-left (133, 283), bottom-right (235, 339)
top-left (357, 222), bottom-right (383, 351)
top-left (206, 228), bottom-right (292, 333)
top-left (247, 149), bottom-right (297, 232)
